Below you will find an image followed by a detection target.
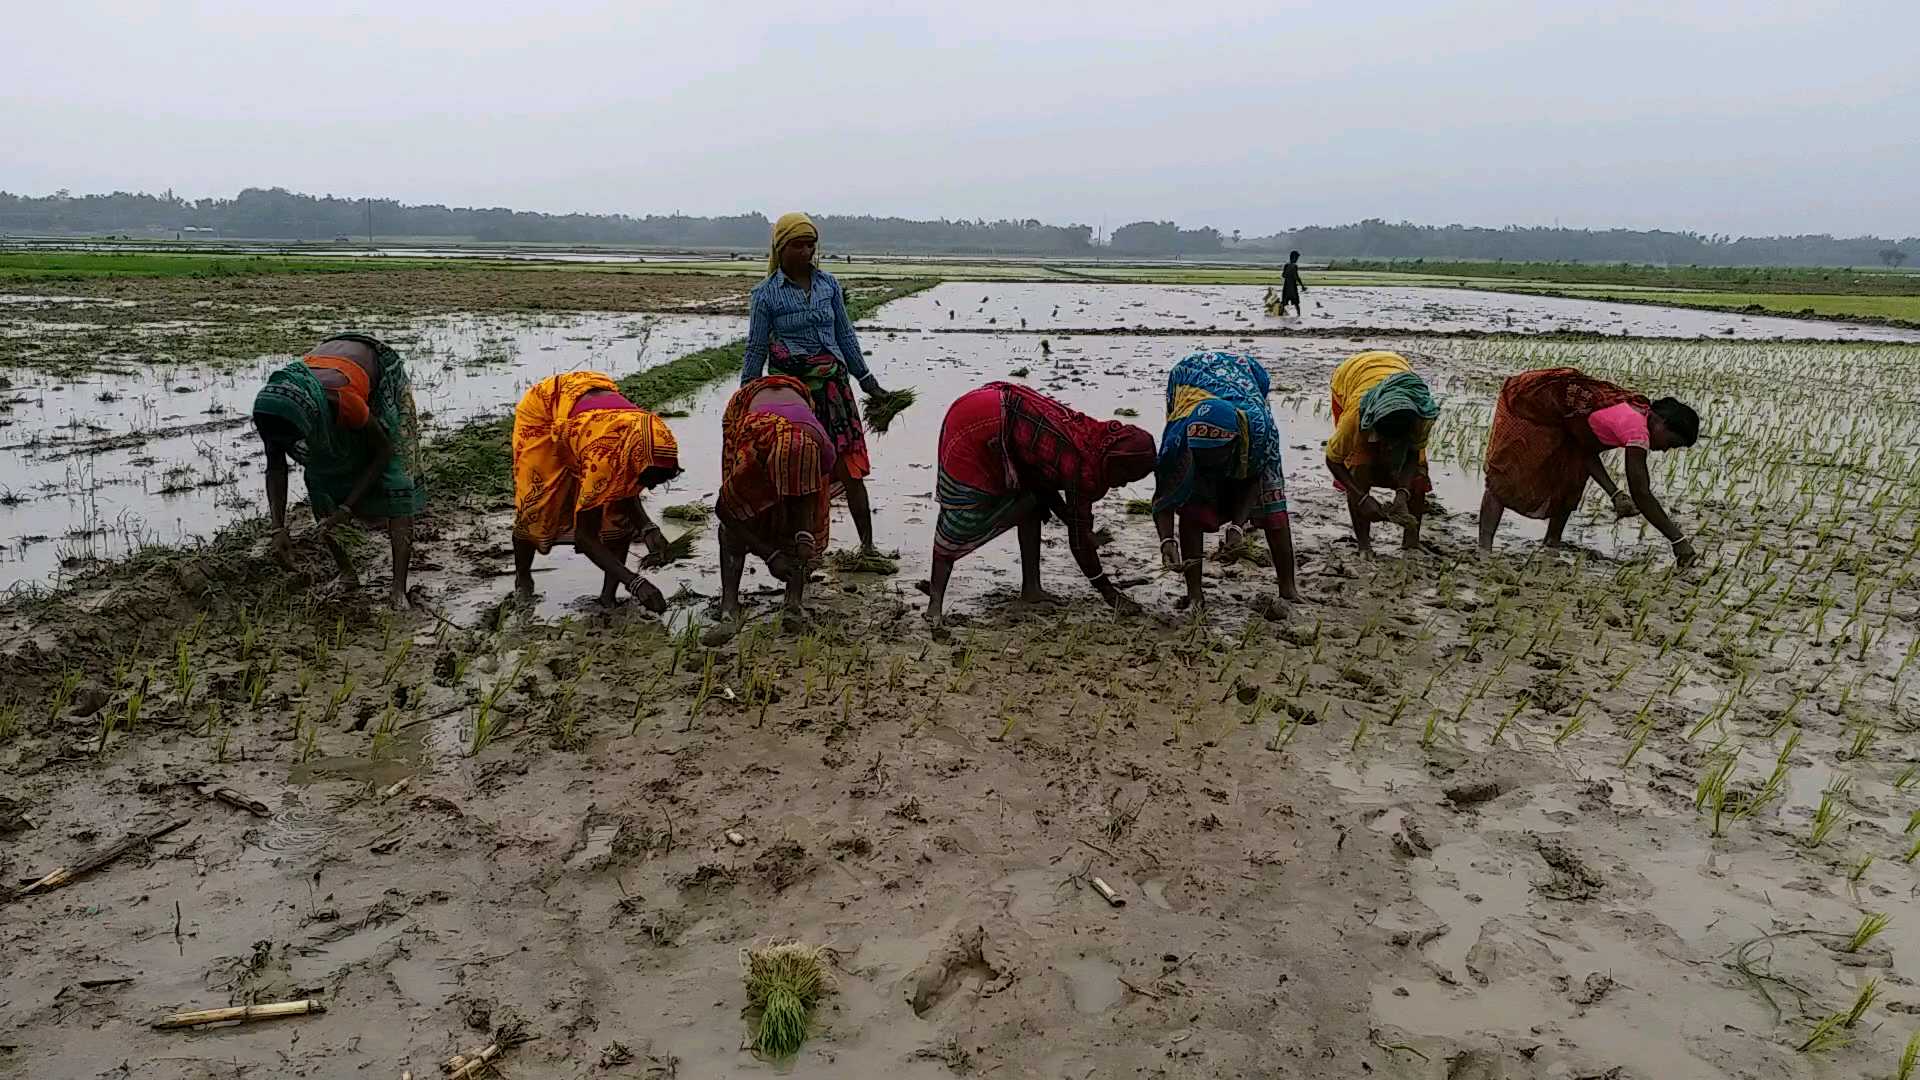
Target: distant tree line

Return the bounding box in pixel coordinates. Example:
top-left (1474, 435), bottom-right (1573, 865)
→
top-left (1, 188), bottom-right (1914, 268)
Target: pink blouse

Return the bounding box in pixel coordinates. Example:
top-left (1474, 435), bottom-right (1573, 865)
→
top-left (1588, 402), bottom-right (1650, 450)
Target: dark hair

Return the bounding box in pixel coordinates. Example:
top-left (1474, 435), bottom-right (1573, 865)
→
top-left (1372, 408), bottom-right (1417, 440)
top-left (1650, 398), bottom-right (1699, 447)
top-left (1289, 250), bottom-right (1300, 261)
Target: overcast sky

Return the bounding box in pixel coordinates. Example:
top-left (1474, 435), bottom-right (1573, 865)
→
top-left (5, 1), bottom-right (1915, 237)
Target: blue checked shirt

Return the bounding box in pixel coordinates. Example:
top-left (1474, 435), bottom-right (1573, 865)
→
top-left (739, 267), bottom-right (872, 385)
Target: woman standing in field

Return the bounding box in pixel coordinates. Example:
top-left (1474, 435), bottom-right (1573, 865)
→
top-left (741, 213), bottom-right (896, 559)
top-left (1478, 367), bottom-right (1699, 565)
top-left (924, 382), bottom-right (1157, 631)
top-left (511, 372), bottom-right (681, 609)
top-left (1323, 350), bottom-right (1441, 555)
top-left (252, 332), bottom-right (426, 610)
top-left (1151, 350), bottom-right (1300, 615)
top-left (704, 376), bottom-right (835, 644)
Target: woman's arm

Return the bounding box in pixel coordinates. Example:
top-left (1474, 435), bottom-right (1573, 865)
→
top-left (1061, 496), bottom-right (1125, 605)
top-left (572, 508), bottom-right (639, 583)
top-left (1624, 448), bottom-right (1681, 540)
top-left (1583, 454), bottom-right (1623, 500)
top-left (330, 422), bottom-right (394, 523)
top-left (264, 445), bottom-right (291, 531)
top-left (831, 280), bottom-right (879, 390)
top-left (741, 292), bottom-right (772, 384)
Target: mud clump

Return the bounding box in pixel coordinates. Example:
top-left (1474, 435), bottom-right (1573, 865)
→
top-left (753, 841), bottom-right (814, 892)
top-left (1530, 833), bottom-right (1606, 900)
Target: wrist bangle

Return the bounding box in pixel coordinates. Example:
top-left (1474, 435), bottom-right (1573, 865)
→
top-left (1669, 535), bottom-right (1689, 547)
top-left (1088, 571), bottom-right (1109, 584)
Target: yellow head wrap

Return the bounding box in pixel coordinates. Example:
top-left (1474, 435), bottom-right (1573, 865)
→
top-left (768, 212), bottom-right (819, 274)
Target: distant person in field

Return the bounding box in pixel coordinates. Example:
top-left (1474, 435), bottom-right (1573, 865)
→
top-left (1478, 368), bottom-right (1699, 566)
top-left (704, 376), bottom-right (835, 645)
top-left (1152, 350), bottom-right (1300, 616)
top-left (251, 333), bottom-right (427, 610)
top-left (1280, 250), bottom-right (1306, 316)
top-left (924, 382), bottom-right (1157, 631)
top-left (510, 372), bottom-right (681, 609)
top-left (742, 212), bottom-right (896, 560)
top-left (1324, 350), bottom-right (1441, 555)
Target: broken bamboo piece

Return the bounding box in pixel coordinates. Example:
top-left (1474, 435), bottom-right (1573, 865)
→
top-left (380, 777), bottom-right (411, 800)
top-left (151, 998), bottom-right (324, 1029)
top-left (1089, 876), bottom-right (1125, 907)
top-left (443, 1043), bottom-right (501, 1077)
top-left (14, 819), bottom-right (189, 899)
top-left (193, 783), bottom-right (271, 817)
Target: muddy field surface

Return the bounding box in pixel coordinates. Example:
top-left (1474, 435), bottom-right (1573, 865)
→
top-left (874, 281), bottom-right (1920, 342)
top-left (3, 282), bottom-right (1919, 1080)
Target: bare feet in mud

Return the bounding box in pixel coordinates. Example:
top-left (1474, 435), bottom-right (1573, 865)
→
top-left (513, 574), bottom-right (537, 604)
top-left (387, 587), bottom-right (412, 612)
top-left (700, 618), bottom-right (741, 648)
top-left (1013, 589), bottom-right (1066, 612)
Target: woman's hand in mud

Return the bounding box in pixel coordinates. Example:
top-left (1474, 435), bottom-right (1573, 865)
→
top-left (1612, 490), bottom-right (1639, 519)
top-left (768, 552), bottom-right (802, 582)
top-left (627, 575), bottom-right (667, 613)
top-left (1355, 495), bottom-right (1390, 523)
top-left (1671, 538), bottom-right (1698, 568)
top-left (318, 508), bottom-right (352, 536)
top-left (1108, 590), bottom-right (1142, 617)
top-left (270, 528), bottom-right (295, 570)
top-left (1159, 538), bottom-right (1182, 571)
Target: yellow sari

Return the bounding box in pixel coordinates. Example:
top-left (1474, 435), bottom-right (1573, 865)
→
top-left (512, 372), bottom-right (679, 552)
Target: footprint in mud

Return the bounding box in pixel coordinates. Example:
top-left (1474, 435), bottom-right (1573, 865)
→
top-left (248, 808), bottom-right (345, 856)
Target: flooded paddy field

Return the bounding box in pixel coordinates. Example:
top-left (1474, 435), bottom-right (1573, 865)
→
top-left (875, 281), bottom-right (1920, 341)
top-left (2, 277), bottom-right (1918, 1079)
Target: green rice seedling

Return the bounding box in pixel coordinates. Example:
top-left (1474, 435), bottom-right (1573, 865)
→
top-left (124, 668), bottom-right (150, 734)
top-left (209, 703), bottom-right (230, 763)
top-left (1607, 657), bottom-right (1639, 691)
top-left (1766, 688), bottom-right (1806, 737)
top-left (46, 669), bottom-right (79, 722)
top-left (299, 720), bottom-right (319, 764)
top-left (379, 639), bottom-right (413, 686)
top-left (1420, 708), bottom-right (1441, 749)
top-left (862, 387), bottom-right (917, 433)
top-left (1850, 854), bottom-right (1875, 884)
top-left (1490, 697), bottom-right (1524, 747)
top-left (1553, 697), bottom-right (1589, 748)
top-left (887, 654), bottom-right (905, 691)
top-left (322, 677), bottom-right (355, 728)
top-left (468, 695), bottom-right (499, 757)
top-left (333, 614), bottom-right (346, 653)
top-left (1899, 1030), bottom-right (1920, 1080)
top-left (1124, 498), bottom-right (1153, 515)
top-left (1809, 790), bottom-right (1848, 847)
top-left (1796, 1012), bottom-right (1854, 1053)
top-left (0, 703), bottom-right (18, 742)
top-left (1901, 765), bottom-right (1920, 792)
top-left (1387, 693), bottom-right (1410, 726)
top-left (1843, 717), bottom-right (1878, 761)
top-left (661, 502), bottom-right (711, 522)
top-left (741, 941), bottom-right (833, 1058)
top-left (370, 704), bottom-right (398, 761)
top-left (1904, 837), bottom-right (1920, 865)
top-left (1267, 708), bottom-right (1300, 752)
top-left (691, 652), bottom-right (718, 720)
top-left (1349, 710), bottom-right (1369, 752)
top-left (1843, 912), bottom-right (1890, 953)
top-left (1694, 753), bottom-right (1737, 835)
top-left (247, 665), bottom-right (268, 708)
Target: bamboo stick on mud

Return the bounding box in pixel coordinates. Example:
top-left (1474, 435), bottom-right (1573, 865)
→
top-left (14, 818), bottom-right (188, 899)
top-left (443, 1043), bottom-right (500, 1076)
top-left (151, 998), bottom-right (324, 1029)
top-left (192, 783), bottom-right (271, 817)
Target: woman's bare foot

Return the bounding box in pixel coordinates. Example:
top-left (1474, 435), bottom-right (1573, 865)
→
top-left (388, 587), bottom-right (412, 612)
top-left (1014, 588), bottom-right (1065, 609)
top-left (701, 618), bottom-right (741, 648)
top-left (513, 573), bottom-right (536, 602)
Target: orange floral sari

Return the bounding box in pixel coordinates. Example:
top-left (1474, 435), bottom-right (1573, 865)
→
top-left (512, 373), bottom-right (680, 552)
